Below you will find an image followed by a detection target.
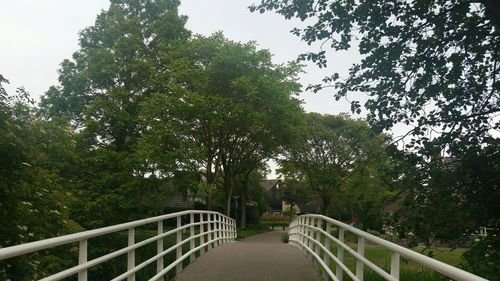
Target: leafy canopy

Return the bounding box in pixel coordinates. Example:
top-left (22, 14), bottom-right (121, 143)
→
top-left (251, 0), bottom-right (499, 152)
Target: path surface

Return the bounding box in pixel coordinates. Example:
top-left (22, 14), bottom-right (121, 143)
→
top-left (176, 230), bottom-right (321, 281)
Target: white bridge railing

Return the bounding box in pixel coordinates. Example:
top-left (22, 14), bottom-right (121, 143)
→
top-left (0, 210), bottom-right (236, 281)
top-left (289, 214), bottom-right (487, 281)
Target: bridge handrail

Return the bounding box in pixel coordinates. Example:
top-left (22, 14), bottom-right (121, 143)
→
top-left (289, 214), bottom-right (488, 281)
top-left (0, 210), bottom-right (236, 280)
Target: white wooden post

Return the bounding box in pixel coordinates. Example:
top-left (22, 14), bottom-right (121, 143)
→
top-left (207, 213), bottom-right (213, 249)
top-left (176, 216), bottom-right (182, 274)
top-left (128, 228), bottom-right (135, 281)
top-left (336, 228), bottom-right (344, 281)
top-left (233, 218), bottom-right (236, 240)
top-left (300, 217), bottom-right (305, 254)
top-left (215, 213), bottom-right (220, 246)
top-left (200, 213), bottom-right (205, 255)
top-left (391, 252), bottom-right (400, 280)
top-left (314, 218), bottom-right (320, 267)
top-left (225, 217), bottom-right (229, 242)
top-left (356, 237), bottom-right (365, 281)
top-left (308, 217), bottom-right (313, 262)
top-left (220, 216), bottom-right (227, 244)
top-left (190, 213), bottom-right (195, 263)
top-left (323, 223), bottom-right (331, 281)
top-left (78, 239), bottom-right (87, 281)
top-left (157, 221), bottom-right (164, 281)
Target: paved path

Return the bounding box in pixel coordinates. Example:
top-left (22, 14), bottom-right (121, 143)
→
top-left (176, 230), bottom-right (321, 281)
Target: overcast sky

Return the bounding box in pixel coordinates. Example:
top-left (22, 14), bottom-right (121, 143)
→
top-left (0, 0), bottom-right (363, 115)
top-left (1, 0), bottom-right (367, 177)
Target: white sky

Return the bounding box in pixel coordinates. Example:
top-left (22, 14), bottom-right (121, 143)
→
top-left (0, 0), bottom-right (367, 177)
top-left (0, 0), bottom-right (362, 115)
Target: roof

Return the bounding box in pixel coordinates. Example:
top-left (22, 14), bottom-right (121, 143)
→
top-left (261, 179), bottom-right (280, 191)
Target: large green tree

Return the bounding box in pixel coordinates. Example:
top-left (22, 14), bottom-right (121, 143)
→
top-left (251, 0), bottom-right (499, 152)
top-left (140, 33), bottom-right (304, 216)
top-left (280, 113), bottom-right (389, 215)
top-left (40, 0), bottom-right (191, 226)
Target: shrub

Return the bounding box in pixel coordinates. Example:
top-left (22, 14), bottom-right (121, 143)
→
top-left (281, 233), bottom-right (289, 243)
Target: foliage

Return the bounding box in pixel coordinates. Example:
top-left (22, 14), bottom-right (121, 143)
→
top-left (233, 168), bottom-right (268, 227)
top-left (139, 33), bottom-right (304, 216)
top-left (250, 2), bottom-right (498, 278)
top-left (463, 235), bottom-right (500, 280)
top-left (40, 0), bottom-right (191, 227)
top-left (0, 78), bottom-right (82, 280)
top-left (280, 113), bottom-right (389, 215)
top-left (394, 141), bottom-right (499, 243)
top-left (251, 0), bottom-right (499, 153)
top-left (281, 233), bottom-right (289, 243)
top-left (279, 172), bottom-right (310, 209)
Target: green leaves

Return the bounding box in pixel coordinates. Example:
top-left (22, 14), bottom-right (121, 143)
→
top-left (139, 34), bottom-right (304, 214)
top-left (280, 113), bottom-right (389, 215)
top-left (251, 0), bottom-right (499, 153)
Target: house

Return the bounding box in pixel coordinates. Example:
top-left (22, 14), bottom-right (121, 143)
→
top-left (136, 181), bottom-right (192, 214)
top-left (261, 179), bottom-right (283, 213)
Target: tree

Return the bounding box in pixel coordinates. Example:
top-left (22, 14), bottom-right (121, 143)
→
top-left (140, 33), bottom-right (304, 216)
top-left (0, 77), bottom-right (81, 280)
top-left (40, 0), bottom-right (190, 226)
top-left (278, 172), bottom-right (311, 221)
top-left (251, 0), bottom-right (499, 153)
top-left (233, 167), bottom-right (267, 228)
top-left (280, 113), bottom-right (389, 215)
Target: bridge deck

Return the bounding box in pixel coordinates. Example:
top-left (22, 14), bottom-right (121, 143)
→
top-left (176, 230), bottom-right (321, 281)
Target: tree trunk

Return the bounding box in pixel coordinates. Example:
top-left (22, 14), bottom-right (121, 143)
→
top-left (204, 158), bottom-right (216, 211)
top-left (223, 172), bottom-right (233, 216)
top-left (241, 193), bottom-right (247, 229)
top-left (289, 203), bottom-right (295, 222)
top-left (321, 196), bottom-right (331, 216)
top-left (224, 193), bottom-right (232, 216)
top-left (206, 192), bottom-right (213, 210)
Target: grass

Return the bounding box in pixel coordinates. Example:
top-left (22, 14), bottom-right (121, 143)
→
top-left (236, 225), bottom-right (272, 240)
top-left (310, 242), bottom-right (468, 281)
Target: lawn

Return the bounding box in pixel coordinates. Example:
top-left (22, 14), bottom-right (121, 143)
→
top-left (236, 225), bottom-right (272, 240)
top-left (321, 243), bottom-right (468, 281)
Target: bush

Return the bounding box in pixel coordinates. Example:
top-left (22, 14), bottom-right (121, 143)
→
top-left (261, 213), bottom-right (287, 221)
top-left (463, 235), bottom-right (500, 280)
top-left (263, 221), bottom-right (289, 230)
top-left (281, 233), bottom-right (289, 243)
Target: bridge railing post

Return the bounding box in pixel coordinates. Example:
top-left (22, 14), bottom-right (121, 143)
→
top-left (176, 216), bottom-right (182, 274)
top-left (336, 227), bottom-right (344, 281)
top-left (233, 218), bottom-right (236, 240)
top-left (323, 222), bottom-right (331, 281)
top-left (190, 213), bottom-right (195, 263)
top-left (301, 216), bottom-right (306, 254)
top-left (207, 213), bottom-right (213, 249)
top-left (78, 239), bottom-right (87, 281)
top-left (391, 252), bottom-right (400, 279)
top-left (222, 216), bottom-right (229, 243)
top-left (200, 213), bottom-right (205, 255)
top-left (128, 227), bottom-right (135, 281)
top-left (314, 218), bottom-right (320, 268)
top-left (356, 236), bottom-right (365, 281)
top-left (157, 220), bottom-right (164, 281)
top-left (216, 213), bottom-right (221, 246)
top-left (306, 217), bottom-right (311, 262)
